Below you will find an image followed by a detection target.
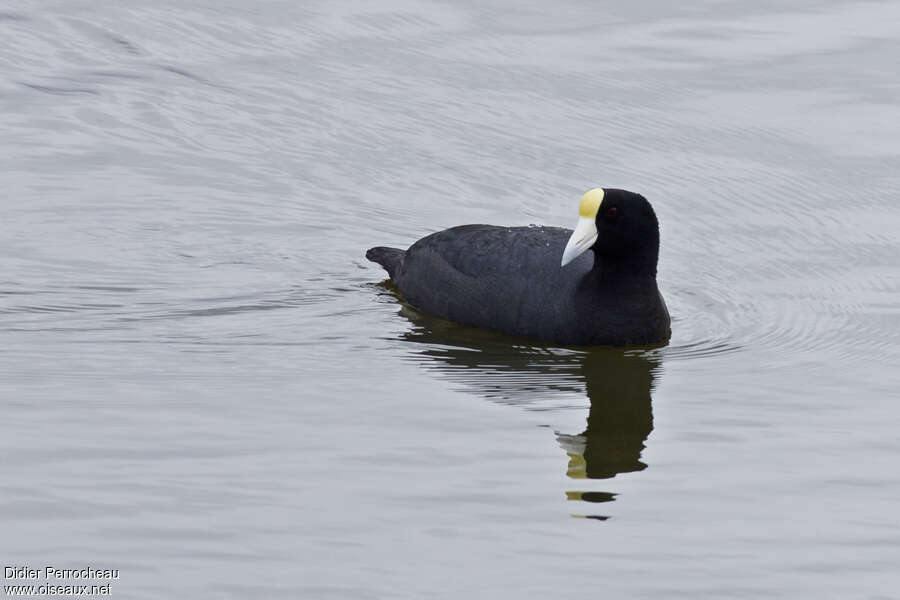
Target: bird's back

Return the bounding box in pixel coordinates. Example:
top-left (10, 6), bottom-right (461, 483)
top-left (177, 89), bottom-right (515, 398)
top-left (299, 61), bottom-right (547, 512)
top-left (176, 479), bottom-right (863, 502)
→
top-left (392, 224), bottom-right (629, 344)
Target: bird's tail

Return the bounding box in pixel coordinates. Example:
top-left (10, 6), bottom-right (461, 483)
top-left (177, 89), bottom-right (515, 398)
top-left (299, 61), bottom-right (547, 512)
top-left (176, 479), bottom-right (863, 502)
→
top-left (365, 246), bottom-right (405, 279)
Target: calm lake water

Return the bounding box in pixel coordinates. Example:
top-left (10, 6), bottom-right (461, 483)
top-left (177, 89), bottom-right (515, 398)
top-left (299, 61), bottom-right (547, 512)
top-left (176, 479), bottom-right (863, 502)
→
top-left (2, 1), bottom-right (899, 597)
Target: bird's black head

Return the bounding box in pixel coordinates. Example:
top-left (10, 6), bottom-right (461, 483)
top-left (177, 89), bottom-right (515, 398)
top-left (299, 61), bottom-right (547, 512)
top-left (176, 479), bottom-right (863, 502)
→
top-left (560, 188), bottom-right (660, 277)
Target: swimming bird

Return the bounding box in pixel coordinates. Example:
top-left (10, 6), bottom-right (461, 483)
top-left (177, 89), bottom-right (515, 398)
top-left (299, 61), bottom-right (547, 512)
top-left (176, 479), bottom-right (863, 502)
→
top-left (366, 188), bottom-right (670, 346)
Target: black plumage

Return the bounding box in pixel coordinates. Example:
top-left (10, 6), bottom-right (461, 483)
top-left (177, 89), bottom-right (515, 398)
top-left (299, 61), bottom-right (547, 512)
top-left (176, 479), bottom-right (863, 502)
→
top-left (366, 189), bottom-right (670, 346)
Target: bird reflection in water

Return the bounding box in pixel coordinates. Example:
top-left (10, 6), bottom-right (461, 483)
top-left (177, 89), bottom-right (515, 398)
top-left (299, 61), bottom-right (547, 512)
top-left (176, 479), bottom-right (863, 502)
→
top-left (390, 298), bottom-right (664, 520)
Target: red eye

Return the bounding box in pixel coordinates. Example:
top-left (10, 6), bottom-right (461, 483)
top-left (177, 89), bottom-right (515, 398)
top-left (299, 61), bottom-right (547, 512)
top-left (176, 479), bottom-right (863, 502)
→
top-left (606, 206), bottom-right (618, 218)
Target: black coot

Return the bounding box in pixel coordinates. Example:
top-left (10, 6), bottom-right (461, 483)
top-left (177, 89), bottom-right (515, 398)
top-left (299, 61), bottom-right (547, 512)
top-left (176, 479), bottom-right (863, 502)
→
top-left (366, 188), bottom-right (670, 346)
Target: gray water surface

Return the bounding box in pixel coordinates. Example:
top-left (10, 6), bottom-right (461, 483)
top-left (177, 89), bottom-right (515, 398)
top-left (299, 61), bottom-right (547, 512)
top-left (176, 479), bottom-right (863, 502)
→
top-left (2, 1), bottom-right (900, 598)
